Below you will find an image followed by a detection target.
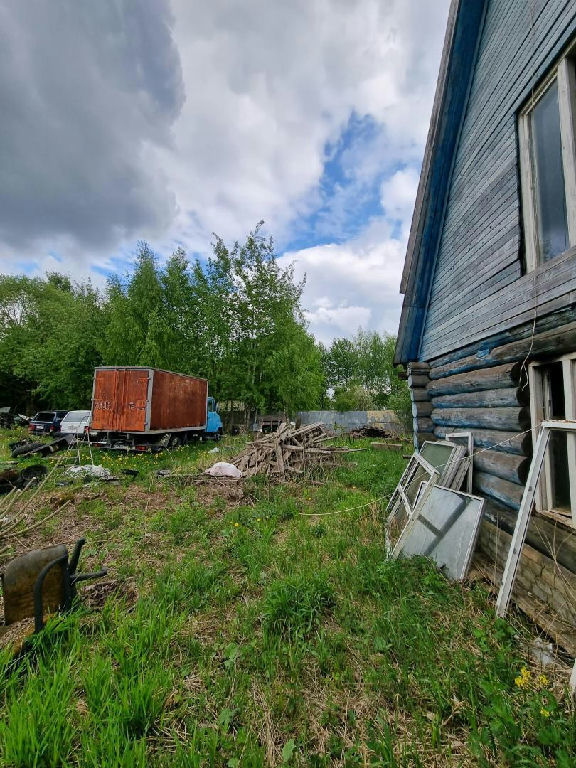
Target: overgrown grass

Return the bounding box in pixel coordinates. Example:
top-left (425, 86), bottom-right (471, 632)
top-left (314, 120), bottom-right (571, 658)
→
top-left (0, 430), bottom-right (574, 766)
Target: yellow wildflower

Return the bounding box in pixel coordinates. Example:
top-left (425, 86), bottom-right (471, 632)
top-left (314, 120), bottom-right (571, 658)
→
top-left (536, 674), bottom-right (549, 689)
top-left (515, 666), bottom-right (531, 688)
top-left (234, 522), bottom-right (239, 527)
top-left (540, 708), bottom-right (550, 718)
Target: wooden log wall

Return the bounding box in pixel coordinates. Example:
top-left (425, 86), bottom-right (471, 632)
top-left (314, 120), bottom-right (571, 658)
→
top-left (473, 516), bottom-right (576, 655)
top-left (424, 337), bottom-right (539, 512)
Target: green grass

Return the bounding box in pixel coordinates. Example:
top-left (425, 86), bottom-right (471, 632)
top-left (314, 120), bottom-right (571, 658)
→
top-left (0, 430), bottom-right (574, 766)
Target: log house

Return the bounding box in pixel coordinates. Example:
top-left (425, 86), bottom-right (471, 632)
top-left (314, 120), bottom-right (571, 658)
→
top-left (395, 0), bottom-right (576, 651)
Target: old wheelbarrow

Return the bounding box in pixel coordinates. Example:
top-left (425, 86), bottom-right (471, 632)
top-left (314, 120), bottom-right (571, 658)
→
top-left (0, 538), bottom-right (107, 651)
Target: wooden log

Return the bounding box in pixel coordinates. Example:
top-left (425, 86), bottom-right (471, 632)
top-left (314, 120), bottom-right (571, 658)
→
top-left (427, 362), bottom-right (520, 396)
top-left (431, 406), bottom-right (530, 432)
top-left (432, 387), bottom-right (529, 409)
top-left (415, 432), bottom-right (436, 446)
top-left (474, 471), bottom-right (523, 510)
top-left (473, 449), bottom-right (529, 485)
top-left (408, 373), bottom-right (430, 388)
top-left (435, 426), bottom-right (531, 456)
top-left (414, 416), bottom-right (434, 433)
top-left (411, 388), bottom-right (430, 402)
top-left (407, 362), bottom-right (430, 374)
top-left (429, 319), bottom-right (576, 378)
top-left (490, 320), bottom-right (576, 365)
top-left (429, 307), bottom-right (576, 375)
top-left (411, 401), bottom-right (433, 418)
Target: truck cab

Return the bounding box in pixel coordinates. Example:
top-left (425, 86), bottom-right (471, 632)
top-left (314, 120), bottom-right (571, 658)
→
top-left (206, 397), bottom-right (223, 438)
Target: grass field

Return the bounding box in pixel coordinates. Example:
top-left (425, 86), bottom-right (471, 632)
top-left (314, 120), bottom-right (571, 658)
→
top-left (0, 429), bottom-right (574, 767)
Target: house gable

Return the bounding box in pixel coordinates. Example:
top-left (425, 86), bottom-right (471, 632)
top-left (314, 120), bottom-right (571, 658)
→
top-left (397, 0), bottom-right (576, 365)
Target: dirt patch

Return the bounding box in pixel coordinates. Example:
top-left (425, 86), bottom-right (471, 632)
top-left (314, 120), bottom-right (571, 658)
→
top-left (194, 480), bottom-right (246, 508)
top-left (82, 578), bottom-right (139, 609)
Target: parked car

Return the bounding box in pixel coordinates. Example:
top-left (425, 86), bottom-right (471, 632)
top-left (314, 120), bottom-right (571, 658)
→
top-left (28, 410), bottom-right (68, 435)
top-left (59, 410), bottom-right (91, 437)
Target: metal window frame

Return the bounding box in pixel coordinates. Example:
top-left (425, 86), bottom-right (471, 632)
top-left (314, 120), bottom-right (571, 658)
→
top-left (496, 419), bottom-right (576, 618)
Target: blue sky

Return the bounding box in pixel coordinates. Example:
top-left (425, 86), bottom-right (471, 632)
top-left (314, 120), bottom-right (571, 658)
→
top-left (0, 0), bottom-right (451, 343)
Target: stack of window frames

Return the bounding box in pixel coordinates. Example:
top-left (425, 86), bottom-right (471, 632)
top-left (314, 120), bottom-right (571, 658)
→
top-left (386, 439), bottom-right (480, 576)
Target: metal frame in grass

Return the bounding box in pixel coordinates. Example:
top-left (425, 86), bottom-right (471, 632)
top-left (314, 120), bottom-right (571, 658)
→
top-left (391, 485), bottom-right (484, 580)
top-left (496, 419), bottom-right (576, 695)
top-left (420, 440), bottom-right (468, 490)
top-left (385, 453), bottom-right (440, 551)
top-left (446, 432), bottom-right (474, 493)
top-left (496, 419), bottom-right (576, 617)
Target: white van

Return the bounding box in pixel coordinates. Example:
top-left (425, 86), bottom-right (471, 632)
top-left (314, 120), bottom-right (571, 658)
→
top-left (59, 410), bottom-right (91, 437)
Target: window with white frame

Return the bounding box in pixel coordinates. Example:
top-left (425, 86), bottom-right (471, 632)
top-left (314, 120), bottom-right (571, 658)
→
top-left (519, 43), bottom-right (576, 269)
top-left (528, 354), bottom-right (576, 526)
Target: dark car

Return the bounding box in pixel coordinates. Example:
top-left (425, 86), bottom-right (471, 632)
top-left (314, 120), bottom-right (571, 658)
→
top-left (28, 410), bottom-right (68, 435)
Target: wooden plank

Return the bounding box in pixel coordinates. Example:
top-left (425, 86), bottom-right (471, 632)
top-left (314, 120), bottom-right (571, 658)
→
top-left (421, 248), bottom-right (576, 360)
top-left (425, 247), bottom-right (576, 343)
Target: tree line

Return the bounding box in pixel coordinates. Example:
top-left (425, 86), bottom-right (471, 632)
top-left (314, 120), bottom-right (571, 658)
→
top-left (0, 225), bottom-right (409, 421)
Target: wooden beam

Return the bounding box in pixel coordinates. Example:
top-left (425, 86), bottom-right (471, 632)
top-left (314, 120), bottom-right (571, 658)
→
top-left (432, 406), bottom-right (530, 432)
top-left (427, 363), bottom-right (520, 395)
top-left (473, 449), bottom-right (529, 485)
top-left (474, 471), bottom-right (524, 510)
top-left (432, 387), bottom-right (529, 409)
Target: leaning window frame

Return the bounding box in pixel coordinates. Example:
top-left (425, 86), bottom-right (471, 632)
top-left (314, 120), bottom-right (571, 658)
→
top-left (528, 353), bottom-right (576, 526)
top-left (519, 45), bottom-right (576, 271)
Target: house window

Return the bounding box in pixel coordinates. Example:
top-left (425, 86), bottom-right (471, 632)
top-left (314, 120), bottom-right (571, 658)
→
top-left (529, 355), bottom-right (576, 525)
top-left (519, 45), bottom-right (576, 270)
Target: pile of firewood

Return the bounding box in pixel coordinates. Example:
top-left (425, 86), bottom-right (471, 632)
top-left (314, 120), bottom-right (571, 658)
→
top-left (230, 422), bottom-right (353, 479)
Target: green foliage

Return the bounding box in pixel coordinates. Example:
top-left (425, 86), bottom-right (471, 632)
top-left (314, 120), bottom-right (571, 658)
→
top-left (323, 329), bottom-right (410, 422)
top-left (0, 432), bottom-right (574, 766)
top-left (261, 572), bottom-right (335, 641)
top-left (0, 227), bottom-right (324, 415)
top-left (0, 274), bottom-right (104, 408)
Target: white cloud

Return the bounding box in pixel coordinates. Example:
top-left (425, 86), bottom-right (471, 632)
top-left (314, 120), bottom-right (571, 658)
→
top-left (280, 217), bottom-right (407, 344)
top-left (0, 0), bottom-right (451, 342)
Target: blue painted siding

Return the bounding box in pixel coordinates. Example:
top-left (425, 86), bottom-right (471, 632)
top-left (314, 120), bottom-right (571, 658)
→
top-left (420, 0), bottom-right (576, 360)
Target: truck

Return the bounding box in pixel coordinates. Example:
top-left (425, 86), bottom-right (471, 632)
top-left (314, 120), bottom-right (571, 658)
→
top-left (89, 367), bottom-right (222, 451)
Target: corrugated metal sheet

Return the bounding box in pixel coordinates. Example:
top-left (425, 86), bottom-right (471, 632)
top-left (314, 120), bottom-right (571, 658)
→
top-left (150, 370), bottom-right (207, 430)
top-left (91, 367), bottom-right (207, 432)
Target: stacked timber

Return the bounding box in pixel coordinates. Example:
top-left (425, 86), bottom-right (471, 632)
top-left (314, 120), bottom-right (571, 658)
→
top-left (231, 423), bottom-right (353, 479)
top-left (427, 360), bottom-right (532, 511)
top-left (407, 362), bottom-right (433, 448)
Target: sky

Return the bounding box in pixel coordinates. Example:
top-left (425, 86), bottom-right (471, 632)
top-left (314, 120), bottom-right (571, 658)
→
top-left (0, 0), bottom-right (451, 345)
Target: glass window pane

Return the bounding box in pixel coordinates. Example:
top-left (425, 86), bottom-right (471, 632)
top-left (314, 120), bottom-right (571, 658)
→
top-left (531, 79), bottom-right (569, 262)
